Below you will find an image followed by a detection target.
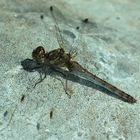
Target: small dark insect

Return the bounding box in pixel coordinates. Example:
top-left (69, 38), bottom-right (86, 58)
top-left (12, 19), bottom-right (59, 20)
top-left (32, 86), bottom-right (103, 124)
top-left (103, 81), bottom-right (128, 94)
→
top-left (82, 18), bottom-right (89, 23)
top-left (40, 14), bottom-right (44, 19)
top-left (3, 110), bottom-right (8, 117)
top-left (36, 123), bottom-right (40, 130)
top-left (50, 6), bottom-right (53, 11)
top-left (50, 110), bottom-right (53, 119)
top-left (76, 26), bottom-right (80, 30)
top-left (20, 95), bottom-right (25, 102)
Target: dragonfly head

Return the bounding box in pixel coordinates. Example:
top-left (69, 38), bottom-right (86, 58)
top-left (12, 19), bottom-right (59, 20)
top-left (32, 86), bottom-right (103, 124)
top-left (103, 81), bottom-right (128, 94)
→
top-left (32, 46), bottom-right (46, 64)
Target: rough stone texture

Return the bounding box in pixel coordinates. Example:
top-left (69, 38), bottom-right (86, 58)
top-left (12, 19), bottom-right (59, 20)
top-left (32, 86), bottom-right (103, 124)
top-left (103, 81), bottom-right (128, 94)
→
top-left (0, 0), bottom-right (139, 140)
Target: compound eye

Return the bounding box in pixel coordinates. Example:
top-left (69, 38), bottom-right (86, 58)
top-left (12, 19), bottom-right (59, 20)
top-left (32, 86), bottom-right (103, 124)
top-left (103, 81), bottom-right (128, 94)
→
top-left (32, 46), bottom-right (45, 63)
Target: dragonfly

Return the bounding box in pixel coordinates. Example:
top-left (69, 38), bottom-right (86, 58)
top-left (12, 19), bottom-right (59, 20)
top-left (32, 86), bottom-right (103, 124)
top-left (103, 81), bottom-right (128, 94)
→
top-left (32, 6), bottom-right (136, 104)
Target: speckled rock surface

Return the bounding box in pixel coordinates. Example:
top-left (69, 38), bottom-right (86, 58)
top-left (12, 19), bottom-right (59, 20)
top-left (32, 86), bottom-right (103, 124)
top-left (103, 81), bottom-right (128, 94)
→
top-left (0, 0), bottom-right (139, 140)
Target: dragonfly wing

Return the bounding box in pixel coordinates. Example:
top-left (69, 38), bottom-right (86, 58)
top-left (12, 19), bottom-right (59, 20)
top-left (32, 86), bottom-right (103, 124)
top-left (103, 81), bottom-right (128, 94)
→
top-left (49, 6), bottom-right (80, 55)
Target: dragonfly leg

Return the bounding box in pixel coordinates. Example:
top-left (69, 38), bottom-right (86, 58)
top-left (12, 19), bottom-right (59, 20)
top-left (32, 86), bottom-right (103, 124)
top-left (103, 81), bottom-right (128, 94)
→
top-left (33, 72), bottom-right (46, 88)
top-left (65, 79), bottom-right (71, 99)
top-left (64, 73), bottom-right (75, 98)
top-left (53, 75), bottom-right (72, 98)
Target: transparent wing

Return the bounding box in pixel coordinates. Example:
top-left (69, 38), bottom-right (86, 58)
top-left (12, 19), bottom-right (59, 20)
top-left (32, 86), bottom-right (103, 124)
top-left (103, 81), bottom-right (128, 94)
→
top-left (47, 6), bottom-right (80, 55)
top-left (49, 6), bottom-right (64, 48)
top-left (41, 6), bottom-right (87, 58)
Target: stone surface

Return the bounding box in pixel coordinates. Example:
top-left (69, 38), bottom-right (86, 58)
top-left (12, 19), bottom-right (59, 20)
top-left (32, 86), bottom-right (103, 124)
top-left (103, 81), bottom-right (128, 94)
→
top-left (0, 0), bottom-right (139, 140)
